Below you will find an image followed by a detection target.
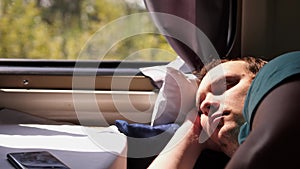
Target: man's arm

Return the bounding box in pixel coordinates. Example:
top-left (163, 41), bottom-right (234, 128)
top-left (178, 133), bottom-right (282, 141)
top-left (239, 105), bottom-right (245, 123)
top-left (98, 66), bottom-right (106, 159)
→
top-left (226, 76), bottom-right (300, 168)
top-left (148, 109), bottom-right (218, 169)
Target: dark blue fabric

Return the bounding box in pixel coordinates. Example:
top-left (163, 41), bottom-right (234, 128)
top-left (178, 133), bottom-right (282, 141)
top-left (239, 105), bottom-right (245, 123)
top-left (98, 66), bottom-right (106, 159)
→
top-left (115, 120), bottom-right (180, 169)
top-left (115, 120), bottom-right (179, 138)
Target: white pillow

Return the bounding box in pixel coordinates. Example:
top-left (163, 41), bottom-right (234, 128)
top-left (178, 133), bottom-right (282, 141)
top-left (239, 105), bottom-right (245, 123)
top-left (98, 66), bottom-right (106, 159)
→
top-left (150, 67), bottom-right (198, 126)
top-left (139, 57), bottom-right (192, 88)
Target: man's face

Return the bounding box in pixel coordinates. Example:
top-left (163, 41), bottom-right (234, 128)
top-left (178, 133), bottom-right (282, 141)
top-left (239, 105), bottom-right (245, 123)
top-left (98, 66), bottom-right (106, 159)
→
top-left (196, 61), bottom-right (254, 157)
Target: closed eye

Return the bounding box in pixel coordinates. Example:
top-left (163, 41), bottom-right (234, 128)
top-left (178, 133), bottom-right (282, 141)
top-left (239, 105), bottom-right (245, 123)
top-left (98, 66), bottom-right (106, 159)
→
top-left (211, 76), bottom-right (239, 95)
top-left (226, 77), bottom-right (239, 90)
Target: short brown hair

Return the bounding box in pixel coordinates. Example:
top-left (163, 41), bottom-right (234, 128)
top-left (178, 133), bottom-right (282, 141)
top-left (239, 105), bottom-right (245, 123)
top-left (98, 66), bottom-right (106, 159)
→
top-left (193, 56), bottom-right (268, 80)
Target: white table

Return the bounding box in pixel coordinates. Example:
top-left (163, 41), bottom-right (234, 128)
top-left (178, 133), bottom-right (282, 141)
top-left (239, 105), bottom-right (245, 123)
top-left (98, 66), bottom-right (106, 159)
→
top-left (0, 109), bottom-right (127, 169)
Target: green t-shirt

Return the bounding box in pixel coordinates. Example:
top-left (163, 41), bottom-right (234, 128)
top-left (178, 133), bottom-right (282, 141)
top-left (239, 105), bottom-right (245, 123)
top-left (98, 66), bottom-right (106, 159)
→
top-left (239, 51), bottom-right (300, 144)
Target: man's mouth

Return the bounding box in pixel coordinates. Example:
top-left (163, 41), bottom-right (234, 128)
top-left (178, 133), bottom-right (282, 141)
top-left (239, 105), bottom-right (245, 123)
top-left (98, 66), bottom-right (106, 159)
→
top-left (209, 111), bottom-right (230, 129)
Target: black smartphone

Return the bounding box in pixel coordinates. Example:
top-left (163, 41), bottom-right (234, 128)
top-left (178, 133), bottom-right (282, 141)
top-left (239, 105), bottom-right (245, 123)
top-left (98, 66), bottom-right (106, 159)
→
top-left (7, 151), bottom-right (70, 169)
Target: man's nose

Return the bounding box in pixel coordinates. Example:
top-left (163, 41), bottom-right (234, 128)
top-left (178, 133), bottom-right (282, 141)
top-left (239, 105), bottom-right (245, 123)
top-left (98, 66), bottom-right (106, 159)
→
top-left (200, 94), bottom-right (220, 116)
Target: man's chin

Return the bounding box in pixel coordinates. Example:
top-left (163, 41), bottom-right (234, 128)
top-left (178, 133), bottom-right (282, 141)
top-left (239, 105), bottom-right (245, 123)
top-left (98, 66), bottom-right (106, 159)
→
top-left (208, 119), bottom-right (224, 135)
top-left (207, 128), bottom-right (221, 144)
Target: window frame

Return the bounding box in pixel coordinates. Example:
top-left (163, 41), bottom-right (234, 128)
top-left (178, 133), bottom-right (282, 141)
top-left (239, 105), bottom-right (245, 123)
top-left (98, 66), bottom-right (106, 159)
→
top-left (0, 59), bottom-right (166, 125)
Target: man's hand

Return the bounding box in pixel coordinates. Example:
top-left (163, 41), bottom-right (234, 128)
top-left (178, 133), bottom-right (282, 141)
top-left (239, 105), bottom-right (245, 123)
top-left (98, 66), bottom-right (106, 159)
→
top-left (185, 108), bottom-right (221, 152)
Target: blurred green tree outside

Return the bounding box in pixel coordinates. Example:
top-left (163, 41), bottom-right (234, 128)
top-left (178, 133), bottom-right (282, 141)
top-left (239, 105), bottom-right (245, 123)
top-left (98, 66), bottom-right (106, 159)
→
top-left (0, 0), bottom-right (176, 61)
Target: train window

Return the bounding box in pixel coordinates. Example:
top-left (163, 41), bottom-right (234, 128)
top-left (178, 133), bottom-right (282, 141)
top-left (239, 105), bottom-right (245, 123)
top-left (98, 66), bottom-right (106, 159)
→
top-left (0, 0), bottom-right (176, 62)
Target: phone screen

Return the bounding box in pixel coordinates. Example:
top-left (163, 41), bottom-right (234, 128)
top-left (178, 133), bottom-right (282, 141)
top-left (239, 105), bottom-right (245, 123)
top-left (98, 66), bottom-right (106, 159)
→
top-left (7, 151), bottom-right (70, 169)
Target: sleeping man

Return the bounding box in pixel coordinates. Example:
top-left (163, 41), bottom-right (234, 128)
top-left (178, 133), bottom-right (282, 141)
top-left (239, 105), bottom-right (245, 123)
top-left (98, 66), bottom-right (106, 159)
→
top-left (148, 51), bottom-right (300, 168)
